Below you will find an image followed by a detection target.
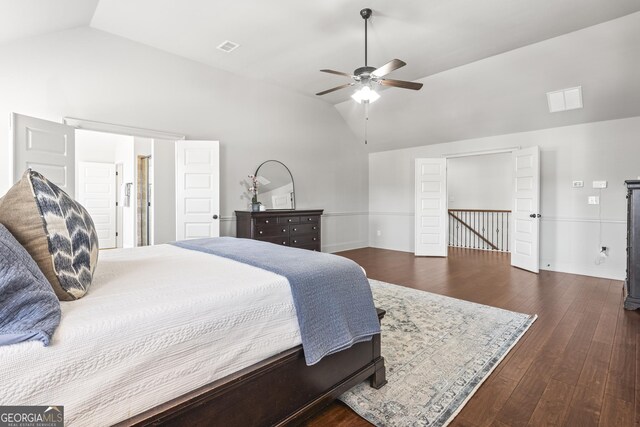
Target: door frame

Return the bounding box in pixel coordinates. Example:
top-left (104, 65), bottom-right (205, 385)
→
top-left (64, 117), bottom-right (186, 141)
top-left (66, 118), bottom-right (186, 247)
top-left (440, 145), bottom-right (541, 272)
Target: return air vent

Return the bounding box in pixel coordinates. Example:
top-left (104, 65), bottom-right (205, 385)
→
top-left (546, 86), bottom-right (583, 113)
top-left (216, 40), bottom-right (240, 53)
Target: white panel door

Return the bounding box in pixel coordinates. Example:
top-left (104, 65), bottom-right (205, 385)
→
top-left (175, 140), bottom-right (220, 240)
top-left (511, 146), bottom-right (541, 273)
top-left (77, 162), bottom-right (117, 249)
top-left (415, 158), bottom-right (448, 257)
top-left (11, 113), bottom-right (75, 194)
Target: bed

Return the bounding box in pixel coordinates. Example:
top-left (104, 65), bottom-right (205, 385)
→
top-left (0, 243), bottom-right (386, 426)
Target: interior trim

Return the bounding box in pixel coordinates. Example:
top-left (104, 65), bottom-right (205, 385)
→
top-left (63, 117), bottom-right (186, 140)
top-left (370, 212), bottom-right (626, 224)
top-left (442, 146), bottom-right (521, 158)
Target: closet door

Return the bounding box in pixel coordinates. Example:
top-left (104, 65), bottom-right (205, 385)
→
top-left (415, 158), bottom-right (448, 257)
top-left (511, 146), bottom-right (541, 273)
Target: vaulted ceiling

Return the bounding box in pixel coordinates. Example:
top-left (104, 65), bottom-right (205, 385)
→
top-left (1, 0), bottom-right (639, 150)
top-left (89, 0), bottom-right (640, 105)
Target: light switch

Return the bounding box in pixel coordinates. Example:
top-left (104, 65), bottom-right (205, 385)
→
top-left (572, 181), bottom-right (584, 188)
top-left (592, 180), bottom-right (608, 189)
top-left (588, 196), bottom-right (600, 205)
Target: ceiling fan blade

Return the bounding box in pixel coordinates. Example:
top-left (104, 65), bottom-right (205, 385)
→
top-left (316, 83), bottom-right (354, 96)
top-left (320, 69), bottom-right (354, 78)
top-left (371, 59), bottom-right (406, 78)
top-left (379, 79), bottom-right (423, 90)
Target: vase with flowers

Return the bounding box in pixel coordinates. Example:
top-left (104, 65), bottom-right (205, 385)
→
top-left (247, 174), bottom-right (262, 212)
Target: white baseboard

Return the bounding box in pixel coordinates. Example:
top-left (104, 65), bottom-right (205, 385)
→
top-left (540, 262), bottom-right (625, 281)
top-left (323, 240), bottom-right (369, 254)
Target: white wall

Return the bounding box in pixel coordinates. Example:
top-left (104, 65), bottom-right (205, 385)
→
top-left (152, 139), bottom-right (176, 245)
top-left (0, 27), bottom-right (369, 252)
top-left (370, 116), bottom-right (640, 280)
top-left (447, 153), bottom-right (512, 210)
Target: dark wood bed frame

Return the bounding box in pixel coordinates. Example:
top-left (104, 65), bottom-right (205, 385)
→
top-left (118, 309), bottom-right (387, 427)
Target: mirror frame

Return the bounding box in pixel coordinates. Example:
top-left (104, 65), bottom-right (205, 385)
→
top-left (254, 160), bottom-right (296, 210)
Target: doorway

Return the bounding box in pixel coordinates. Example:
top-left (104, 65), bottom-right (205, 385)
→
top-left (447, 152), bottom-right (513, 253)
top-left (414, 147), bottom-right (541, 273)
top-left (74, 129), bottom-right (157, 249)
top-left (11, 113), bottom-right (222, 247)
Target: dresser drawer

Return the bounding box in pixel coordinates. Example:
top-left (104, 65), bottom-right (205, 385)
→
top-left (300, 215), bottom-right (319, 223)
top-left (235, 210), bottom-right (323, 253)
top-left (256, 236), bottom-right (289, 246)
top-left (255, 224), bottom-right (289, 238)
top-left (290, 234), bottom-right (319, 246)
top-left (254, 217), bottom-right (278, 226)
top-left (279, 216), bottom-right (300, 225)
top-left (290, 224), bottom-right (319, 235)
top-left (293, 242), bottom-right (321, 252)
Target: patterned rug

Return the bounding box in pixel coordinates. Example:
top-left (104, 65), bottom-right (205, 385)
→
top-left (340, 280), bottom-right (537, 427)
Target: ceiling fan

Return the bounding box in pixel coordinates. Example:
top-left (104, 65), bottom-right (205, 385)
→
top-left (316, 8), bottom-right (423, 103)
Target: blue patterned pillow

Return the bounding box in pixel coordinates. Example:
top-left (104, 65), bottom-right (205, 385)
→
top-left (0, 170), bottom-right (99, 300)
top-left (0, 224), bottom-right (61, 346)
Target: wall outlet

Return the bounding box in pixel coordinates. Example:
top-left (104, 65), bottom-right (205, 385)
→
top-left (592, 180), bottom-right (608, 189)
top-left (572, 180), bottom-right (584, 188)
top-left (376, 230), bottom-right (382, 237)
top-left (588, 196), bottom-right (600, 205)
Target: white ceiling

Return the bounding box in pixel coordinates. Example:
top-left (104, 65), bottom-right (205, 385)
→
top-left (335, 12), bottom-right (640, 150)
top-left (0, 0), bottom-right (99, 45)
top-left (1, 0), bottom-right (638, 151)
top-left (89, 0), bottom-right (640, 104)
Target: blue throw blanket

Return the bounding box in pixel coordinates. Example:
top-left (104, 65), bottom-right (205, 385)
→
top-left (172, 237), bottom-right (381, 365)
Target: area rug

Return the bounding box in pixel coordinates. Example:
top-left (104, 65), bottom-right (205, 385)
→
top-left (340, 280), bottom-right (537, 427)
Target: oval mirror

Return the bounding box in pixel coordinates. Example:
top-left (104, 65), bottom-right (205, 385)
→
top-left (255, 160), bottom-right (295, 210)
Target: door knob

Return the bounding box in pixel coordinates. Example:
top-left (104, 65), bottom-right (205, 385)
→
top-left (212, 215), bottom-right (219, 219)
top-left (529, 213), bottom-right (541, 218)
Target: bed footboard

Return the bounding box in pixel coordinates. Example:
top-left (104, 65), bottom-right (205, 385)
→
top-left (119, 309), bottom-right (386, 427)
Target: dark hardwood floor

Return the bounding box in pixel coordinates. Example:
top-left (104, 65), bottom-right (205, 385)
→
top-left (304, 247), bottom-right (639, 427)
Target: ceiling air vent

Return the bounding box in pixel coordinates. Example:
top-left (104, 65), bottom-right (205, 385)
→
top-left (216, 40), bottom-right (240, 53)
top-left (546, 86), bottom-right (583, 113)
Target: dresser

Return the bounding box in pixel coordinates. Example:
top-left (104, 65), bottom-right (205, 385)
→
top-left (235, 209), bottom-right (323, 251)
top-left (624, 180), bottom-right (640, 310)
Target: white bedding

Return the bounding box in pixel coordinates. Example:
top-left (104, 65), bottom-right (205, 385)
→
top-left (0, 244), bottom-right (302, 426)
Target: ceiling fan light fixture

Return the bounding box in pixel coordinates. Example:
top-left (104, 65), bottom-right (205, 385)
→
top-left (351, 85), bottom-right (380, 104)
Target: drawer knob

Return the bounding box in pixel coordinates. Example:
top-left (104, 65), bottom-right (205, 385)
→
top-left (313, 226), bottom-right (317, 230)
top-left (293, 240), bottom-right (298, 243)
top-left (313, 237), bottom-right (317, 241)
top-left (282, 241), bottom-right (286, 245)
top-left (265, 220), bottom-right (270, 224)
top-left (288, 219), bottom-right (292, 222)
top-left (308, 218), bottom-right (312, 221)
top-left (282, 228), bottom-right (286, 232)
top-left (259, 231), bottom-right (263, 235)
top-left (293, 228), bottom-right (297, 231)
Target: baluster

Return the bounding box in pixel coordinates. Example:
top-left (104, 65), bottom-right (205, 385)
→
top-left (489, 211), bottom-right (495, 249)
top-left (500, 212), bottom-right (503, 251)
top-left (483, 211), bottom-right (486, 250)
top-left (471, 212), bottom-right (478, 249)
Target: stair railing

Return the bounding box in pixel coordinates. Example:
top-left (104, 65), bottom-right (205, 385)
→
top-left (448, 209), bottom-right (511, 252)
